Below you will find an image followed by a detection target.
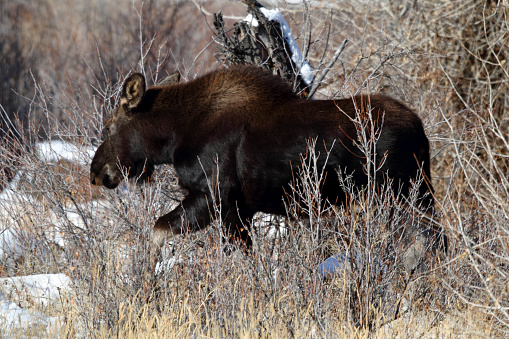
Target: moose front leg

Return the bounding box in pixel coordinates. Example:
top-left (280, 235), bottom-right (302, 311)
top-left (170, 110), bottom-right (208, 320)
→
top-left (152, 191), bottom-right (211, 249)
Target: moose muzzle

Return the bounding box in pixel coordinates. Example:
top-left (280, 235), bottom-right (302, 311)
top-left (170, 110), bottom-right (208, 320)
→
top-left (90, 164), bottom-right (119, 188)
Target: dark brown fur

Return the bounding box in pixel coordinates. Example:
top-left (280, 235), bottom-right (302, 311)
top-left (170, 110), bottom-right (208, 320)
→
top-left (90, 65), bottom-right (438, 250)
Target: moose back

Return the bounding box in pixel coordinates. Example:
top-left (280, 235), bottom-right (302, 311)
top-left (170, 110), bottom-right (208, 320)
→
top-left (90, 65), bottom-right (434, 248)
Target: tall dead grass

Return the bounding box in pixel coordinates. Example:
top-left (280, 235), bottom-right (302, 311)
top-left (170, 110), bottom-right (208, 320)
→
top-left (1, 0), bottom-right (508, 337)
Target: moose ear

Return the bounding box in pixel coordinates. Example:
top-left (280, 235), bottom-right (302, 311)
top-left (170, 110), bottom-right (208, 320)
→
top-left (158, 71), bottom-right (181, 86)
top-left (121, 73), bottom-right (146, 111)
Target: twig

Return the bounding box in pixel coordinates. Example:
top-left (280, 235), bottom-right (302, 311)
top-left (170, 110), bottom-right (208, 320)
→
top-left (308, 39), bottom-right (348, 99)
top-left (192, 0), bottom-right (245, 20)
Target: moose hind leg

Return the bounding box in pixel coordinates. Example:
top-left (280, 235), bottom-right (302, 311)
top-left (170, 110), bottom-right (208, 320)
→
top-left (222, 206), bottom-right (254, 249)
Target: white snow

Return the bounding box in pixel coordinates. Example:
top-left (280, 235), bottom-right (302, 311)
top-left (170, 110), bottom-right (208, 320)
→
top-left (0, 140), bottom-right (92, 334)
top-left (0, 274), bottom-right (71, 335)
top-left (243, 13), bottom-right (259, 27)
top-left (36, 140), bottom-right (96, 166)
top-left (0, 140), bottom-right (96, 203)
top-left (0, 274), bottom-right (72, 311)
top-left (0, 228), bottom-right (29, 259)
top-left (253, 212), bottom-right (288, 238)
top-left (0, 172), bottom-right (24, 201)
top-left (0, 290), bottom-right (61, 336)
top-left (243, 7), bottom-right (314, 85)
top-left (258, 7), bottom-right (314, 85)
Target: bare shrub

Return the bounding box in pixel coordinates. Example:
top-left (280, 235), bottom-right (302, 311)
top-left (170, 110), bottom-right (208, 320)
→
top-left (439, 63), bottom-right (509, 335)
top-left (2, 0), bottom-right (509, 337)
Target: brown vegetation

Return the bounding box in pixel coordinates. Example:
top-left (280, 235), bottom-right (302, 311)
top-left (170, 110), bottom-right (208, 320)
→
top-left (1, 0), bottom-right (508, 337)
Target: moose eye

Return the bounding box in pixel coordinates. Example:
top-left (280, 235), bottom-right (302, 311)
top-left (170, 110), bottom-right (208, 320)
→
top-left (101, 127), bottom-right (110, 141)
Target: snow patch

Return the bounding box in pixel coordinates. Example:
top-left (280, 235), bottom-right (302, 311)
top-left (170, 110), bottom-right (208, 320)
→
top-left (0, 290), bottom-right (61, 336)
top-left (316, 251), bottom-right (387, 280)
top-left (0, 274), bottom-right (71, 335)
top-left (258, 7), bottom-right (314, 85)
top-left (243, 7), bottom-right (314, 85)
top-left (0, 274), bottom-right (72, 312)
top-left (253, 213), bottom-right (288, 238)
top-left (0, 228), bottom-right (28, 259)
top-left (243, 13), bottom-right (259, 27)
top-left (36, 140), bottom-right (96, 166)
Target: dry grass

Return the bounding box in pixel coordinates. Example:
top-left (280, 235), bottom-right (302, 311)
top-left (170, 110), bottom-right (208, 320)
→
top-left (1, 0), bottom-right (509, 337)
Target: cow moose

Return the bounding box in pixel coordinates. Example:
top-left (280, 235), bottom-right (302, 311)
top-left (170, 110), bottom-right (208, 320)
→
top-left (90, 65), bottom-right (441, 254)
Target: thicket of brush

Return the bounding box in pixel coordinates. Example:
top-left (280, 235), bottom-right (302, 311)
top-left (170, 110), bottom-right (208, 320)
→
top-left (1, 0), bottom-right (508, 337)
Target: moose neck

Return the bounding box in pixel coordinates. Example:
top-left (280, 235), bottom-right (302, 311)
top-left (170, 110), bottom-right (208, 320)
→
top-left (134, 85), bottom-right (202, 166)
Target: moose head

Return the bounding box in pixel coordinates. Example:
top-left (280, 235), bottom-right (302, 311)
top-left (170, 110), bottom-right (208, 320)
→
top-left (90, 72), bottom-right (180, 188)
